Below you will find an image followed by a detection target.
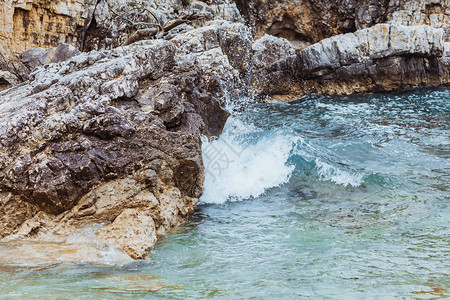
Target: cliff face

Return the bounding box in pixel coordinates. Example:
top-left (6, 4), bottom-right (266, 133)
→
top-left (0, 0), bottom-right (242, 59)
top-left (236, 0), bottom-right (449, 49)
top-left (241, 0), bottom-right (450, 100)
top-left (251, 24), bottom-right (449, 100)
top-left (0, 0), bottom-right (97, 60)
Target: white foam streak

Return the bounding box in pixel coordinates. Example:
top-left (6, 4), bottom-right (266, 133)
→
top-left (292, 139), bottom-right (365, 187)
top-left (200, 112), bottom-right (367, 204)
top-left (315, 159), bottom-right (364, 187)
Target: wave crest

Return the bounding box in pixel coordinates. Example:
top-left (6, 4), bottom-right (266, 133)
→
top-left (200, 116), bottom-right (367, 204)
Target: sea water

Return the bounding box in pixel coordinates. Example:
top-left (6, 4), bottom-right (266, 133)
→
top-left (0, 87), bottom-right (448, 299)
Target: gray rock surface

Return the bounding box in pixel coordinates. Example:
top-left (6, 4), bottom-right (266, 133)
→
top-left (83, 0), bottom-right (243, 51)
top-left (251, 24), bottom-right (449, 100)
top-left (297, 24), bottom-right (444, 75)
top-left (250, 34), bottom-right (299, 101)
top-left (20, 44), bottom-right (81, 74)
top-left (0, 20), bottom-right (251, 259)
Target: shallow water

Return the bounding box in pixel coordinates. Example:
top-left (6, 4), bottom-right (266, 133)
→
top-left (1, 87), bottom-right (449, 299)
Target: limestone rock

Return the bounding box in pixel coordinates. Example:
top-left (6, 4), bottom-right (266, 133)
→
top-left (0, 0), bottom-right (241, 64)
top-left (251, 34), bottom-right (296, 70)
top-left (20, 44), bottom-right (81, 73)
top-left (250, 34), bottom-right (299, 101)
top-left (0, 20), bottom-right (247, 260)
top-left (260, 24), bottom-right (449, 98)
top-left (82, 0), bottom-right (244, 51)
top-left (297, 24), bottom-right (445, 76)
top-left (235, 0), bottom-right (449, 49)
top-left (97, 208), bottom-right (157, 260)
top-left (0, 0), bottom-right (97, 60)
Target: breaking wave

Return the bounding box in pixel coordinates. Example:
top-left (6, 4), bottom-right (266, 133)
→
top-left (200, 114), bottom-right (366, 204)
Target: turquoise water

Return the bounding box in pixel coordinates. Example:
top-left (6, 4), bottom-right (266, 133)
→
top-left (1, 87), bottom-right (449, 299)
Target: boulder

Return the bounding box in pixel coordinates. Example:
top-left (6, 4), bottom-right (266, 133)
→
top-left (20, 44), bottom-right (81, 72)
top-left (97, 208), bottom-right (158, 260)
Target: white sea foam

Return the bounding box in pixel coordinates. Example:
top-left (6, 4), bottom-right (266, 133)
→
top-left (200, 118), bottom-right (294, 204)
top-left (314, 159), bottom-right (365, 187)
top-left (200, 109), bottom-right (368, 204)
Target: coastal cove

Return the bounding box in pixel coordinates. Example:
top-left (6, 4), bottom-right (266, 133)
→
top-left (0, 0), bottom-right (449, 298)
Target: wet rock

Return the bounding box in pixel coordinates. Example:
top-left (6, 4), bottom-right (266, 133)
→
top-left (97, 208), bottom-right (157, 260)
top-left (250, 34), bottom-right (298, 101)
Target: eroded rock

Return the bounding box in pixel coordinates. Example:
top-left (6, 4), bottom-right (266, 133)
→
top-left (0, 0), bottom-right (97, 60)
top-left (97, 208), bottom-right (157, 260)
top-left (0, 20), bottom-right (249, 259)
top-left (20, 44), bottom-right (81, 73)
top-left (235, 0), bottom-right (449, 49)
top-left (253, 24), bottom-right (449, 100)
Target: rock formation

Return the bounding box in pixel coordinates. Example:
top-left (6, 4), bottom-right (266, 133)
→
top-left (0, 0), bottom-right (97, 60)
top-left (251, 23), bottom-right (449, 100)
top-left (236, 0), bottom-right (449, 49)
top-left (242, 0), bottom-right (449, 100)
top-left (0, 15), bottom-right (251, 259)
top-left (0, 0), bottom-right (243, 89)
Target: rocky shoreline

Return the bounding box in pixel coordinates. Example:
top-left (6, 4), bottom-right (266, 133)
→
top-left (253, 23), bottom-right (449, 101)
top-left (0, 0), bottom-right (448, 260)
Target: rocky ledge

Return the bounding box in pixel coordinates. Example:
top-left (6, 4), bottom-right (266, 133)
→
top-left (0, 19), bottom-right (251, 259)
top-left (252, 23), bottom-right (450, 100)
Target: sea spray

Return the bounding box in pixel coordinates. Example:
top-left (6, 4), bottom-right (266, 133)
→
top-left (200, 117), bottom-right (294, 204)
top-left (200, 111), bottom-right (367, 204)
